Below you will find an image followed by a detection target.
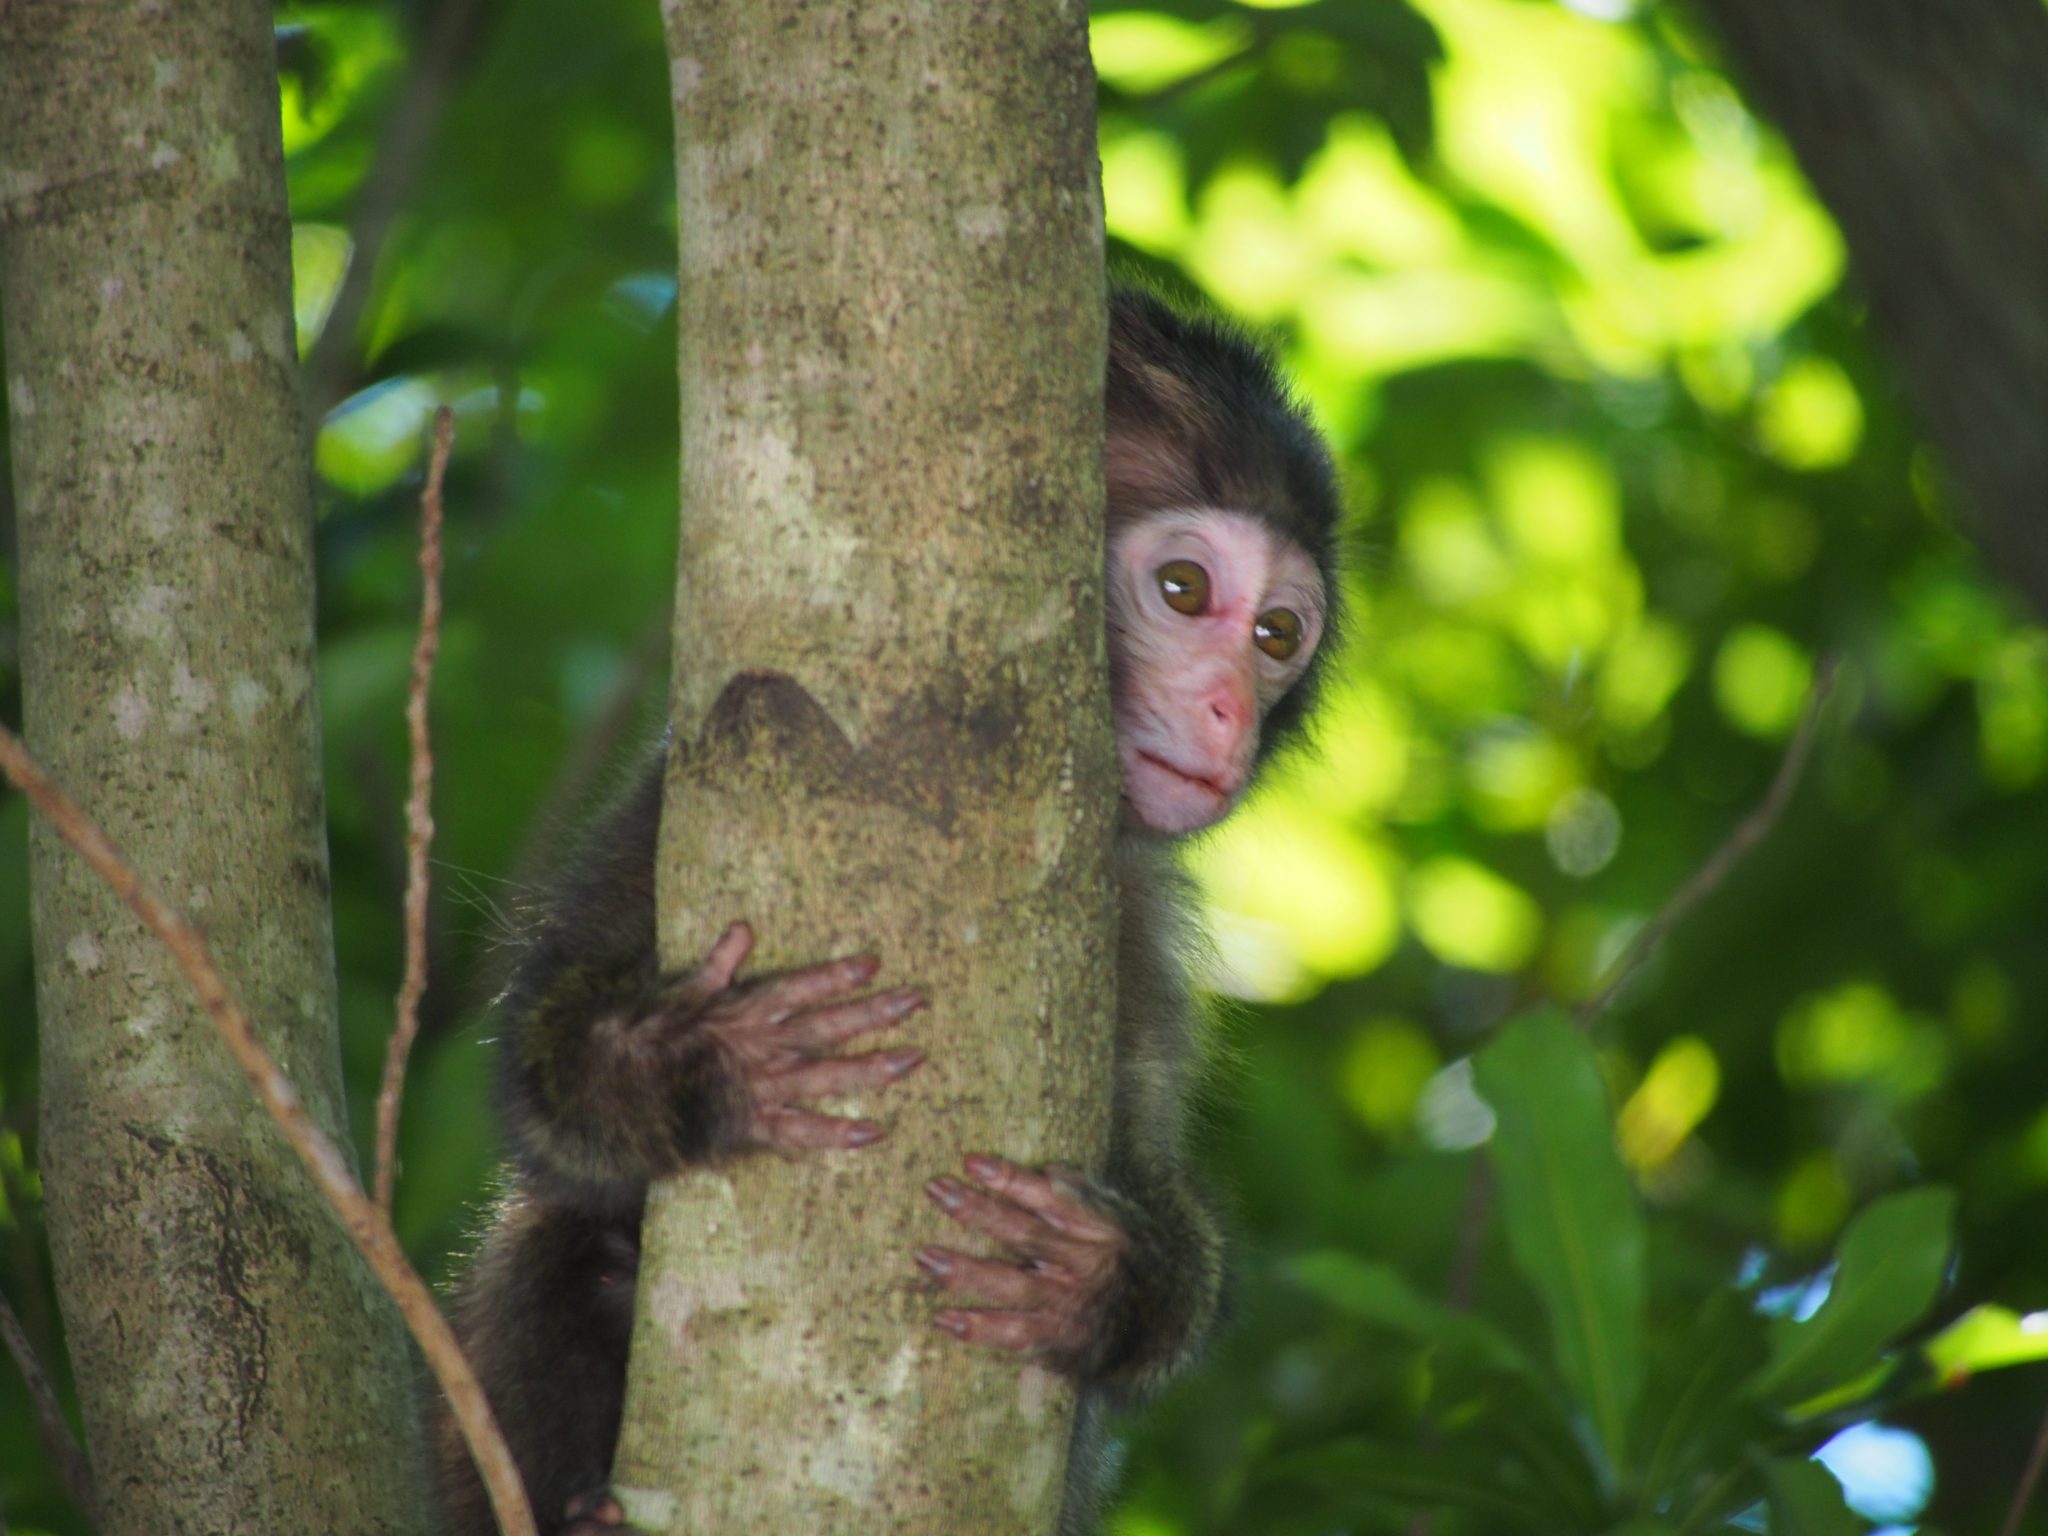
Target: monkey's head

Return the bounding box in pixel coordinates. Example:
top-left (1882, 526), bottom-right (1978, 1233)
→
top-left (1103, 287), bottom-right (1343, 838)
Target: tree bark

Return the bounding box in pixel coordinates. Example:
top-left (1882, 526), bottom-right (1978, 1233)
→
top-left (1691, 0), bottom-right (2048, 614)
top-left (613, 2), bottom-right (1117, 1532)
top-left (0, 3), bottom-right (429, 1532)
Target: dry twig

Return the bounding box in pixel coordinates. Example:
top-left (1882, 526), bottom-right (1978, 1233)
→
top-left (1576, 652), bottom-right (1841, 1026)
top-left (0, 1287), bottom-right (97, 1526)
top-left (2001, 1399), bottom-right (2048, 1536)
top-left (0, 726), bottom-right (536, 1536)
top-left (374, 407), bottom-right (453, 1216)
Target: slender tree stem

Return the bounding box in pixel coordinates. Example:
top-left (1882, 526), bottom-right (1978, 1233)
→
top-left (0, 727), bottom-right (536, 1536)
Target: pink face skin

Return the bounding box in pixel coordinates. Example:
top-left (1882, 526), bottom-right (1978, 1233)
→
top-left (1108, 508), bottom-right (1326, 836)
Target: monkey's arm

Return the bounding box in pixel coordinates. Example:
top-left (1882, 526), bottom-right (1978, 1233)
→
top-left (495, 762), bottom-right (925, 1207)
top-left (919, 848), bottom-right (1223, 1402)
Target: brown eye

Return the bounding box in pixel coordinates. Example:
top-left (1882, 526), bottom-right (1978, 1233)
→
top-left (1254, 608), bottom-right (1303, 661)
top-left (1156, 560), bottom-right (1210, 616)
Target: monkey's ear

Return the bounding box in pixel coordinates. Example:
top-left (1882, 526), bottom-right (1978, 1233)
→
top-left (1106, 426), bottom-right (1202, 517)
top-left (1136, 361), bottom-right (1213, 432)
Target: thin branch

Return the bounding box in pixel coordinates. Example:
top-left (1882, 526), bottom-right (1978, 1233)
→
top-left (1575, 652), bottom-right (1841, 1027)
top-left (1444, 1158), bottom-right (1493, 1314)
top-left (375, 407), bottom-right (453, 1216)
top-left (0, 1287), bottom-right (97, 1527)
top-left (2001, 1398), bottom-right (2048, 1536)
top-left (0, 727), bottom-right (536, 1536)
top-left (302, 0), bottom-right (488, 420)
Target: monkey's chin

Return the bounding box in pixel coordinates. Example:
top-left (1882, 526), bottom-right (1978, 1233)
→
top-left (1122, 748), bottom-right (1235, 836)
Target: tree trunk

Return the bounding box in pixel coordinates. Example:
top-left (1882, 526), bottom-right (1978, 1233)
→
top-left (0, 4), bottom-right (429, 1532)
top-left (1692, 0), bottom-right (2048, 615)
top-left (612, 3), bottom-right (1117, 1532)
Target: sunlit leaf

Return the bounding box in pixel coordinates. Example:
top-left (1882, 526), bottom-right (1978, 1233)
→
top-left (1616, 1035), bottom-right (1719, 1172)
top-left (1925, 1304), bottom-right (2048, 1381)
top-left (1409, 856), bottom-right (1543, 972)
top-left (1712, 623), bottom-right (1813, 739)
top-left (1336, 1018), bottom-right (1440, 1136)
top-left (1756, 355), bottom-right (1864, 470)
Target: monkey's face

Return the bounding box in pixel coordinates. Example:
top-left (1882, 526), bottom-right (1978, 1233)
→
top-left (1107, 508), bottom-right (1326, 837)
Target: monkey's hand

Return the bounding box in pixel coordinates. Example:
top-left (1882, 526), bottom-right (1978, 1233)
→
top-left (917, 1154), bottom-right (1138, 1373)
top-left (506, 920), bottom-right (926, 1192)
top-left (671, 921), bottom-right (928, 1156)
top-left (560, 1488), bottom-right (628, 1536)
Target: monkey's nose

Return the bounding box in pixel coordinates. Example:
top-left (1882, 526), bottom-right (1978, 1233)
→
top-left (1197, 684), bottom-right (1252, 754)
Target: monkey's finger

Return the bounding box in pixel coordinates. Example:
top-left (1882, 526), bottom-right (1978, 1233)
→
top-left (740, 954), bottom-right (884, 1024)
top-left (932, 1308), bottom-right (1074, 1355)
top-left (915, 1247), bottom-right (1058, 1310)
top-left (924, 1176), bottom-right (1057, 1256)
top-left (756, 1106), bottom-right (885, 1152)
top-left (691, 921), bottom-right (755, 993)
top-left (776, 988), bottom-right (925, 1052)
top-left (760, 1048), bottom-right (925, 1103)
top-left (964, 1154), bottom-right (1123, 1245)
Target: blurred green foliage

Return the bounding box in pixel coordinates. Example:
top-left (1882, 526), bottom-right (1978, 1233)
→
top-left (4, 1), bottom-right (2048, 1532)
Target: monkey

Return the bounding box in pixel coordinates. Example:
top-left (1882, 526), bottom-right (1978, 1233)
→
top-left (429, 286), bottom-right (1343, 1536)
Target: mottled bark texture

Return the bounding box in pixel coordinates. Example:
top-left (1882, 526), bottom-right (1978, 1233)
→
top-left (1694, 0), bottom-right (2048, 614)
top-left (613, 2), bottom-right (1117, 1533)
top-left (0, 3), bottom-right (428, 1533)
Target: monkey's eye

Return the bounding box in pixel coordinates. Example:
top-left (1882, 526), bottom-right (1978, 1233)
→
top-left (1254, 608), bottom-right (1303, 661)
top-left (1156, 560), bottom-right (1210, 616)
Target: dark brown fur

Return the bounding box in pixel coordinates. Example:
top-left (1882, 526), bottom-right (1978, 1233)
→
top-left (431, 288), bottom-right (1341, 1535)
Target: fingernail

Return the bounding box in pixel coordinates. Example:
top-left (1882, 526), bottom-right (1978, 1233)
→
top-left (965, 1155), bottom-right (1003, 1184)
top-left (934, 1312), bottom-right (968, 1338)
top-left (847, 1123), bottom-right (883, 1147)
top-left (925, 1177), bottom-right (963, 1209)
top-left (886, 1049), bottom-right (925, 1078)
top-left (916, 1248), bottom-right (952, 1277)
top-left (892, 990), bottom-right (925, 1015)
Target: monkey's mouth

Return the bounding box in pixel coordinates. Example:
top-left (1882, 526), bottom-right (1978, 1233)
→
top-left (1136, 751), bottom-right (1230, 800)
top-left (1123, 747), bottom-right (1238, 835)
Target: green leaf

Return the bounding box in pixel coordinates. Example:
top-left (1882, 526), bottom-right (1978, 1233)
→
top-left (1286, 1249), bottom-right (1542, 1381)
top-left (1474, 1008), bottom-right (1646, 1480)
top-left (1267, 1438), bottom-right (1579, 1536)
top-left (1761, 1457), bottom-right (1863, 1536)
top-left (1752, 1187), bottom-right (1956, 1405)
top-left (1634, 1293), bottom-right (1771, 1506)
